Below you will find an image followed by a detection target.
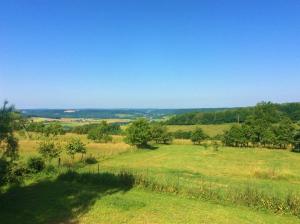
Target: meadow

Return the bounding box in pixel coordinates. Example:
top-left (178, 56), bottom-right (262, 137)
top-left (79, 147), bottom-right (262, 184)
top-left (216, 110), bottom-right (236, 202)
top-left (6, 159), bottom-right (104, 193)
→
top-left (2, 131), bottom-right (300, 223)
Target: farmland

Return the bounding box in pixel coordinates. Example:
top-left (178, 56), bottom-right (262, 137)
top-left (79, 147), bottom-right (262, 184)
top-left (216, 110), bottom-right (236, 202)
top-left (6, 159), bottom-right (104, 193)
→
top-left (1, 130), bottom-right (300, 223)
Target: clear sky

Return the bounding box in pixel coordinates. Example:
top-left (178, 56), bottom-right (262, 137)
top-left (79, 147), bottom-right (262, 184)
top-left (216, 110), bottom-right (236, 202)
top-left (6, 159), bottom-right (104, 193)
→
top-left (1, 0), bottom-right (299, 109)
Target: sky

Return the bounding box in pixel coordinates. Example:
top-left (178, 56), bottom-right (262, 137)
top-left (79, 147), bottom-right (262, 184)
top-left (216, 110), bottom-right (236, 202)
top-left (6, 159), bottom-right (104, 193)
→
top-left (0, 0), bottom-right (300, 109)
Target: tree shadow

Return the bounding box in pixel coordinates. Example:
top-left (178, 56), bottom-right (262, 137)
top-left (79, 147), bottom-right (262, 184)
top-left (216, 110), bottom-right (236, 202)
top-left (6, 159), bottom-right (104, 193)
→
top-left (138, 144), bottom-right (159, 150)
top-left (0, 171), bottom-right (134, 224)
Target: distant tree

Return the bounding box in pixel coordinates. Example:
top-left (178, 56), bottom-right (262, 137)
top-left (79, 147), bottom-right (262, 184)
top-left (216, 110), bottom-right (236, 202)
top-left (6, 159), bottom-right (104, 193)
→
top-left (273, 118), bottom-right (295, 149)
top-left (87, 121), bottom-right (113, 143)
top-left (260, 128), bottom-right (276, 148)
top-left (125, 119), bottom-right (152, 148)
top-left (43, 122), bottom-right (65, 137)
top-left (150, 123), bottom-right (173, 144)
top-left (293, 130), bottom-right (300, 152)
top-left (38, 141), bottom-right (61, 163)
top-left (172, 130), bottom-right (192, 139)
top-left (222, 125), bottom-right (244, 147)
top-left (65, 138), bottom-right (86, 160)
top-left (0, 101), bottom-right (20, 161)
top-left (191, 128), bottom-right (208, 145)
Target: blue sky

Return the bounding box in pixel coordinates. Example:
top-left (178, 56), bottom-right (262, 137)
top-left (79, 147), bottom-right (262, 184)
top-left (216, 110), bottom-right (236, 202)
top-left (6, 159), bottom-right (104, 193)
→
top-left (1, 0), bottom-right (300, 108)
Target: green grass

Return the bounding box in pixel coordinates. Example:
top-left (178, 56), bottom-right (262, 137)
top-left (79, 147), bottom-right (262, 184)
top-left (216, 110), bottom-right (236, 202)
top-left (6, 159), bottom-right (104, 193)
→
top-left (1, 171), bottom-right (299, 224)
top-left (167, 123), bottom-right (232, 137)
top-left (3, 135), bottom-right (300, 223)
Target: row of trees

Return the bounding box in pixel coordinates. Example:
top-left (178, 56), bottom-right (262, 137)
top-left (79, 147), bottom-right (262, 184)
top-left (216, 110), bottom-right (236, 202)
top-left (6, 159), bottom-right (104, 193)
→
top-left (167, 102), bottom-right (300, 125)
top-left (124, 119), bottom-right (208, 147)
top-left (26, 121), bottom-right (65, 136)
top-left (222, 103), bottom-right (300, 150)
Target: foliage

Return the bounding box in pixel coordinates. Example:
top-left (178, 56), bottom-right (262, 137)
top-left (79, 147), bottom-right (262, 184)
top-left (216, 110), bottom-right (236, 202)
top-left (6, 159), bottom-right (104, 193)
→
top-left (73, 122), bottom-right (122, 135)
top-left (222, 107), bottom-right (296, 149)
top-left (38, 141), bottom-right (62, 162)
top-left (65, 138), bottom-right (86, 160)
top-left (0, 101), bottom-right (20, 161)
top-left (293, 130), bottom-right (300, 152)
top-left (26, 121), bottom-right (65, 136)
top-left (27, 156), bottom-right (45, 173)
top-left (150, 123), bottom-right (173, 144)
top-left (171, 130), bottom-right (192, 139)
top-left (87, 121), bottom-right (113, 143)
top-left (166, 101), bottom-right (300, 125)
top-left (125, 119), bottom-right (152, 148)
top-left (191, 128), bottom-right (208, 144)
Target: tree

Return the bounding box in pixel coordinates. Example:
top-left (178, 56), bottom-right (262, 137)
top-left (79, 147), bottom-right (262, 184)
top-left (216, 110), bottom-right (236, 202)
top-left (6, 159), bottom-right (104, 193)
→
top-left (125, 119), bottom-right (152, 148)
top-left (43, 122), bottom-right (65, 137)
top-left (150, 123), bottom-right (173, 144)
top-left (273, 118), bottom-right (295, 149)
top-left (38, 141), bottom-right (61, 163)
top-left (191, 128), bottom-right (208, 145)
top-left (87, 121), bottom-right (113, 143)
top-left (0, 101), bottom-right (19, 161)
top-left (222, 125), bottom-right (244, 147)
top-left (65, 138), bottom-right (86, 160)
top-left (293, 130), bottom-right (300, 152)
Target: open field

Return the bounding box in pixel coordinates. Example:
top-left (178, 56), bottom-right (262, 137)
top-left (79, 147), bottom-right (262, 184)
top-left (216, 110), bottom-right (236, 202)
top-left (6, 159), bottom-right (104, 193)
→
top-left (3, 133), bottom-right (299, 223)
top-left (167, 124), bottom-right (232, 137)
top-left (31, 117), bottom-right (131, 128)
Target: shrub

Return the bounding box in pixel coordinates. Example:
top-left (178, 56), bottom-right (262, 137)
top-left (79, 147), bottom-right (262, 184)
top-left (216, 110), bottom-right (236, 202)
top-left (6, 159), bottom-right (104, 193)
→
top-left (27, 156), bottom-right (45, 173)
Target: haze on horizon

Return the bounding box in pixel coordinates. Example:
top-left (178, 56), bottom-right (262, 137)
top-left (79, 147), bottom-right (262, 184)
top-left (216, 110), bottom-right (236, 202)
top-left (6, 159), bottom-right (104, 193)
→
top-left (1, 0), bottom-right (300, 109)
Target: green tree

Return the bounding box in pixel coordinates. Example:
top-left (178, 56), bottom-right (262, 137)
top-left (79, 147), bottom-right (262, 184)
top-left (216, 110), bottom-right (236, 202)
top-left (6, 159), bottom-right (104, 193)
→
top-left (293, 130), bottom-right (300, 152)
top-left (222, 125), bottom-right (244, 147)
top-left (125, 119), bottom-right (152, 148)
top-left (87, 121), bottom-right (113, 143)
top-left (0, 101), bottom-right (19, 161)
top-left (150, 123), bottom-right (173, 144)
top-left (38, 141), bottom-right (61, 163)
top-left (191, 128), bottom-right (208, 145)
top-left (65, 138), bottom-right (86, 160)
top-left (273, 118), bottom-right (295, 149)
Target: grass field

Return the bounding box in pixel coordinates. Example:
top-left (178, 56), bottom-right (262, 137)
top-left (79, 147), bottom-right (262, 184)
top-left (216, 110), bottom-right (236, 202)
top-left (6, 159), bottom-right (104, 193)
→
top-left (167, 123), bottom-right (232, 137)
top-left (2, 133), bottom-right (300, 223)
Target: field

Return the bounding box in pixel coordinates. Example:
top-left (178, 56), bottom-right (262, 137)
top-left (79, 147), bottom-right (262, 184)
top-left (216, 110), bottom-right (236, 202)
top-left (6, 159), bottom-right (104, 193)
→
top-left (167, 123), bottom-right (232, 137)
top-left (1, 132), bottom-right (300, 223)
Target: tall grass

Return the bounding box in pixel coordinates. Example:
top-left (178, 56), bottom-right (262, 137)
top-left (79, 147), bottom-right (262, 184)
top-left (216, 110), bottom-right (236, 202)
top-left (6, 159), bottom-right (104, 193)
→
top-left (74, 168), bottom-right (300, 217)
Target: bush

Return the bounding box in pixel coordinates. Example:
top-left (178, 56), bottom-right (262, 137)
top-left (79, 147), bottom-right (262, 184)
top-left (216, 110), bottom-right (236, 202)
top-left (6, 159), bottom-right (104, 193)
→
top-left (6, 161), bottom-right (29, 184)
top-left (27, 156), bottom-right (45, 173)
top-left (0, 158), bottom-right (10, 186)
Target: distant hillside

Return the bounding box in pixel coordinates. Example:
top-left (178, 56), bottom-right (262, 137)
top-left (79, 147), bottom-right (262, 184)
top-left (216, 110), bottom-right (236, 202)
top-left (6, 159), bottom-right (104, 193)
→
top-left (20, 108), bottom-right (227, 119)
top-left (166, 102), bottom-right (300, 125)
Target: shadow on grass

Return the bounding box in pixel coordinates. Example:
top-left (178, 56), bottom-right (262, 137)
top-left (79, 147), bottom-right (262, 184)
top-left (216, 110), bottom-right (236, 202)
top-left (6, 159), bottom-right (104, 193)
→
top-left (0, 171), bottom-right (134, 224)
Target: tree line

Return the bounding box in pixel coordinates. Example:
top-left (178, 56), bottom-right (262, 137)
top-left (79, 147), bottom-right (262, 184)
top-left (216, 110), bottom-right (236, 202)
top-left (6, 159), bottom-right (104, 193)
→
top-left (166, 102), bottom-right (300, 125)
